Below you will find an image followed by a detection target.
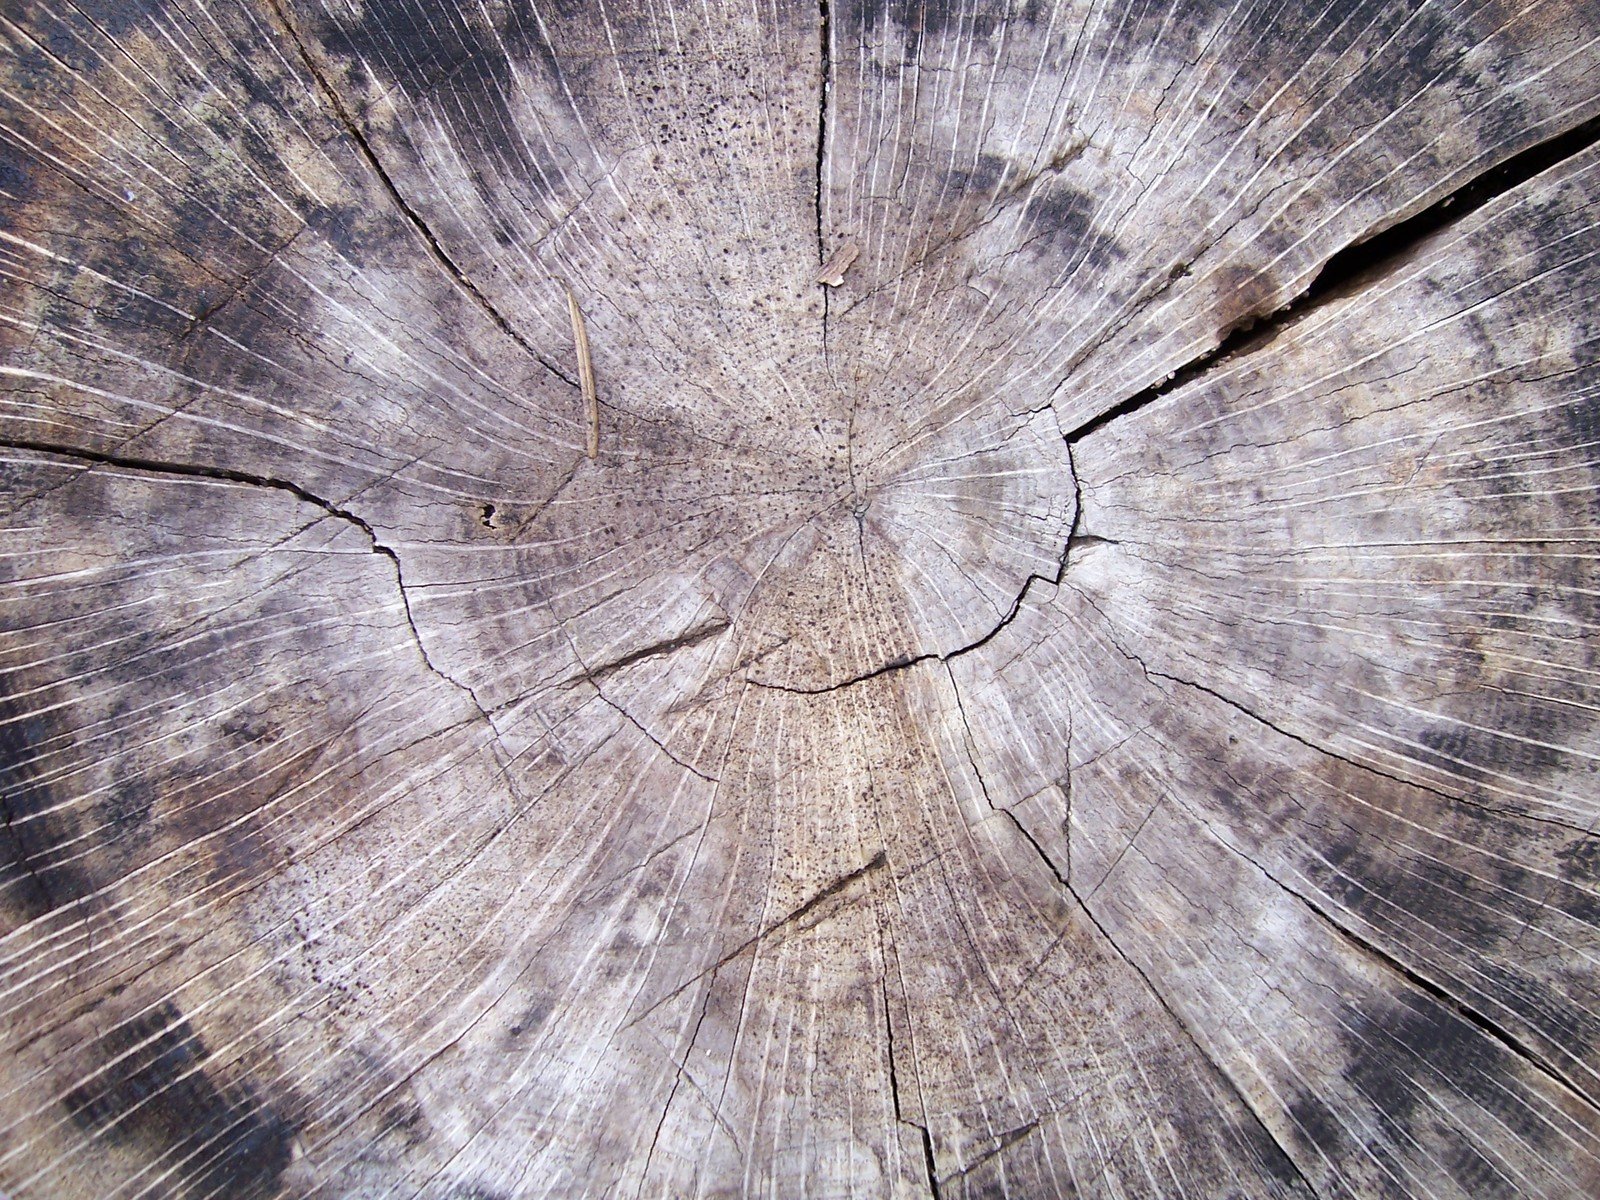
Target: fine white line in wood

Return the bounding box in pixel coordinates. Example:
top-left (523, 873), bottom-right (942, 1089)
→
top-left (566, 285), bottom-right (599, 459)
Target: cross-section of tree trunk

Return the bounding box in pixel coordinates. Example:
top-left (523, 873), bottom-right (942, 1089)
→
top-left (2, 2), bottom-right (1599, 1197)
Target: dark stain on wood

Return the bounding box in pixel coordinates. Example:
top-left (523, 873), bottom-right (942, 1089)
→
top-left (1024, 185), bottom-right (1102, 258)
top-left (64, 1000), bottom-right (295, 1200)
top-left (856, 0), bottom-right (1042, 60)
top-left (450, 1187), bottom-right (512, 1200)
top-left (1351, 992), bottom-right (1562, 1152)
top-left (323, 0), bottom-right (567, 182)
top-left (1414, 712), bottom-right (1569, 784)
top-left (11, 0), bottom-right (169, 42)
top-left (0, 675), bottom-right (93, 920)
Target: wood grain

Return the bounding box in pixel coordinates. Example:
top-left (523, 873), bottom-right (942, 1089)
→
top-left (1, 1), bottom-right (1598, 1196)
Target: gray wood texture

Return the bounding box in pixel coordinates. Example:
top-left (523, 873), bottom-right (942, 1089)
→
top-left (2, 1), bottom-right (1599, 1196)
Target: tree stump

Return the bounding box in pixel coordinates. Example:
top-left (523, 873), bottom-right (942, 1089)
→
top-left (3, 2), bottom-right (1599, 1196)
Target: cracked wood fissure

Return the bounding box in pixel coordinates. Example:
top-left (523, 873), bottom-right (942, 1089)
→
top-left (260, 0), bottom-right (580, 393)
top-left (760, 80), bottom-right (1597, 704)
top-left (624, 850), bottom-right (887, 1028)
top-left (1061, 861), bottom-right (1327, 1200)
top-left (879, 962), bottom-right (941, 1200)
top-left (0, 436), bottom-right (486, 716)
top-left (3, 3), bottom-right (1600, 1199)
top-left (949, 657), bottom-right (1325, 1197)
top-left (814, 0), bottom-right (831, 265)
top-left (1063, 110), bottom-right (1600, 449)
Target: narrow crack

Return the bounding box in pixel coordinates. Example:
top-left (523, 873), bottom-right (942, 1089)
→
top-left (0, 437), bottom-right (491, 720)
top-left (1061, 865), bottom-right (1325, 1199)
top-left (880, 971), bottom-right (940, 1200)
top-left (637, 981), bottom-right (715, 1192)
top-left (993, 803), bottom-right (1071, 895)
top-left (939, 1119), bottom-right (1041, 1188)
top-left (1058, 570), bottom-right (1593, 843)
top-left (1142, 665), bottom-right (1593, 838)
top-left (947, 658), bottom-right (1070, 895)
top-left (0, 788), bottom-right (56, 915)
top-left (751, 453), bottom-right (1087, 697)
top-left (261, 0), bottom-right (579, 391)
top-left (173, 228), bottom-right (306, 346)
top-left (1063, 111), bottom-right (1600, 448)
top-left (965, 737), bottom-right (1323, 1197)
top-left (747, 558), bottom-right (1065, 695)
top-left (623, 850), bottom-right (887, 1029)
top-left (918, 1125), bottom-right (943, 1200)
top-left (877, 895), bottom-right (941, 1199)
top-left (593, 692), bottom-right (719, 784)
top-left (564, 615), bottom-right (731, 686)
top-left (814, 0), bottom-right (830, 264)
top-left (1218, 815), bottom-right (1600, 1119)
top-left (1077, 635), bottom-right (1600, 1119)
top-left (1114, 658), bottom-right (1600, 1113)
top-left (1059, 773), bottom-right (1072, 886)
top-left (1062, 584), bottom-right (1600, 1119)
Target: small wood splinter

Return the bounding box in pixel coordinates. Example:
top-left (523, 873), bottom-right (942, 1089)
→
top-left (815, 241), bottom-right (859, 287)
top-left (565, 285), bottom-right (599, 459)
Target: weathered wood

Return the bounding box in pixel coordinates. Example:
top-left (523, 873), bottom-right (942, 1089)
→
top-left (1, 1), bottom-right (1598, 1196)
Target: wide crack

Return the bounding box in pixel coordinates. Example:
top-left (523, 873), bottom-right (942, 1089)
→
top-left (749, 105), bottom-right (1600, 703)
top-left (814, 0), bottom-right (831, 265)
top-left (1063, 111), bottom-right (1600, 448)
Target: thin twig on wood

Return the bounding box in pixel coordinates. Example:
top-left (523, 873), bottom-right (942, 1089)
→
top-left (566, 285), bottom-right (599, 459)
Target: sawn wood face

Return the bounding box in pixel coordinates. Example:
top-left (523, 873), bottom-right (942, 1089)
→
top-left (1, 2), bottom-right (1598, 1196)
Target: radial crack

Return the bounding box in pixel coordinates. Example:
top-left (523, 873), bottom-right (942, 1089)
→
top-left (1087, 637), bottom-right (1600, 1120)
top-left (958, 690), bottom-right (1322, 1197)
top-left (814, 0), bottom-right (831, 262)
top-left (1062, 111), bottom-right (1600, 447)
top-left (880, 971), bottom-right (941, 1200)
top-left (0, 437), bottom-right (491, 721)
top-left (918, 1126), bottom-right (942, 1200)
top-left (1206, 807), bottom-right (1600, 1119)
top-left (592, 691), bottom-right (719, 784)
top-left (625, 850), bottom-right (887, 1028)
top-left (261, 0), bottom-right (578, 391)
top-left (638, 980), bottom-right (716, 1190)
top-left (1063, 872), bottom-right (1325, 1199)
top-left (1142, 665), bottom-right (1593, 838)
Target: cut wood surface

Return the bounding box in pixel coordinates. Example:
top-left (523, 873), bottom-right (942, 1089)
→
top-left (2, 1), bottom-right (1599, 1197)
